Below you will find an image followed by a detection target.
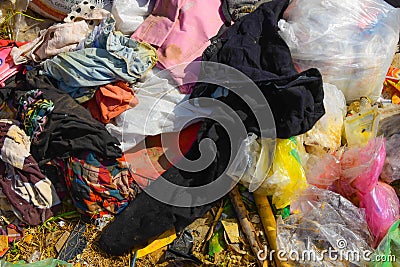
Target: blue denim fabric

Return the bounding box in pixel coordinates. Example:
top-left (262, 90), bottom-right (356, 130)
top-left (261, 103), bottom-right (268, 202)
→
top-left (42, 18), bottom-right (157, 96)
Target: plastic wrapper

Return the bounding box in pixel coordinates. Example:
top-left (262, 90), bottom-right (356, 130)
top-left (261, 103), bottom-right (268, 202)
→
top-left (332, 137), bottom-right (386, 203)
top-left (278, 186), bottom-right (373, 266)
top-left (112, 0), bottom-right (156, 36)
top-left (344, 105), bottom-right (380, 147)
top-left (228, 136), bottom-right (306, 208)
top-left (226, 133), bottom-right (275, 192)
top-left (304, 83), bottom-right (346, 152)
top-left (263, 137), bottom-right (308, 209)
top-left (305, 152), bottom-right (341, 189)
top-left (278, 0), bottom-right (400, 102)
top-left (382, 66), bottom-right (400, 104)
top-left (360, 182), bottom-right (400, 248)
top-left (381, 134), bottom-right (400, 183)
top-left (370, 220), bottom-right (400, 267)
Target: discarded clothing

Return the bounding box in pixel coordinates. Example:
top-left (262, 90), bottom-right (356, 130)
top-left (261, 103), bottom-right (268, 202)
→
top-left (11, 71), bottom-right (122, 166)
top-left (60, 152), bottom-right (140, 218)
top-left (221, 0), bottom-right (268, 23)
top-left (124, 122), bottom-right (201, 188)
top-left (86, 81), bottom-right (138, 124)
top-left (17, 89), bottom-right (54, 142)
top-left (0, 41), bottom-right (25, 87)
top-left (29, 0), bottom-right (112, 21)
top-left (0, 120), bottom-right (60, 226)
top-left (106, 67), bottom-right (214, 152)
top-left (190, 0), bottom-right (325, 139)
top-left (112, 0), bottom-right (156, 35)
top-left (11, 21), bottom-right (91, 65)
top-left (64, 0), bottom-right (111, 28)
top-left (42, 17), bottom-right (157, 96)
top-left (99, 112), bottom-right (245, 255)
top-left (131, 0), bottom-right (225, 94)
top-left (0, 122), bottom-right (31, 170)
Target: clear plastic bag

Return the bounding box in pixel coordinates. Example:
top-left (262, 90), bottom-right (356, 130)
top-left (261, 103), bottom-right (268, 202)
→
top-left (278, 0), bottom-right (400, 102)
top-left (304, 83), bottom-right (346, 152)
top-left (305, 151), bottom-right (341, 189)
top-left (226, 133), bottom-right (275, 192)
top-left (278, 186), bottom-right (373, 266)
top-left (359, 182), bottom-right (400, 248)
top-left (381, 134), bottom-right (400, 183)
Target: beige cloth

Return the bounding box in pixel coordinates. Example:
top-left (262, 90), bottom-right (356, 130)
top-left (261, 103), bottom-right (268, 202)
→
top-left (11, 20), bottom-right (90, 64)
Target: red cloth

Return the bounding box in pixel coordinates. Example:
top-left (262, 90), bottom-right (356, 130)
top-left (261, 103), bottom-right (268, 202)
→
top-left (0, 40), bottom-right (28, 87)
top-left (87, 81), bottom-right (138, 124)
top-left (124, 122), bottom-right (201, 188)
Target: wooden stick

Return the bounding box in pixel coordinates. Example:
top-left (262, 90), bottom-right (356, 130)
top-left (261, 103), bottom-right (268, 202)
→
top-left (229, 186), bottom-right (267, 267)
top-left (201, 200), bottom-right (225, 253)
top-left (254, 191), bottom-right (290, 267)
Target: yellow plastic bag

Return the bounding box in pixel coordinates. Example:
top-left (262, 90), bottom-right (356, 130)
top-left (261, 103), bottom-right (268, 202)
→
top-left (264, 137), bottom-right (307, 209)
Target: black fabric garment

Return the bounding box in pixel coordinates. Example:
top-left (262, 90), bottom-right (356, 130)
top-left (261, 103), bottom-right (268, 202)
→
top-left (222, 0), bottom-right (270, 23)
top-left (191, 0), bottom-right (325, 139)
top-left (99, 112), bottom-right (243, 255)
top-left (384, 0), bottom-right (400, 7)
top-left (11, 71), bottom-right (122, 165)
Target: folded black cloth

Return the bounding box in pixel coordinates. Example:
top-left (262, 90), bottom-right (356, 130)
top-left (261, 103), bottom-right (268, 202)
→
top-left (191, 0), bottom-right (325, 139)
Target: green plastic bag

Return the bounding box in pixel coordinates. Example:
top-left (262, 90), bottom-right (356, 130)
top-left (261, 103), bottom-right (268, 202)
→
top-left (0, 259), bottom-right (72, 267)
top-left (370, 220), bottom-right (400, 267)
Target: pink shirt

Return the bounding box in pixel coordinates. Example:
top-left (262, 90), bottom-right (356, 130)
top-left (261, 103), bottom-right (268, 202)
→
top-left (132, 0), bottom-right (225, 93)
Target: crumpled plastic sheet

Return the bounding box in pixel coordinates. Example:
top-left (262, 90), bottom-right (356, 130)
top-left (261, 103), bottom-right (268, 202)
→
top-left (303, 83), bottom-right (346, 152)
top-left (226, 133), bottom-right (275, 192)
top-left (278, 186), bottom-right (373, 267)
top-left (305, 151), bottom-right (341, 189)
top-left (331, 137), bottom-right (386, 203)
top-left (381, 134), bottom-right (400, 183)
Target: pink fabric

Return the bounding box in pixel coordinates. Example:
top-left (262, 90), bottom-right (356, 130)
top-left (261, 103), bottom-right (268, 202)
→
top-left (132, 0), bottom-right (224, 94)
top-left (0, 45), bottom-right (23, 87)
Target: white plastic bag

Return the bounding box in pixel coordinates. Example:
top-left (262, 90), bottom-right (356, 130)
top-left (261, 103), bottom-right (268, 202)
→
top-left (304, 83), bottom-right (346, 151)
top-left (111, 0), bottom-right (156, 36)
top-left (278, 0), bottom-right (400, 102)
top-left (106, 67), bottom-right (214, 152)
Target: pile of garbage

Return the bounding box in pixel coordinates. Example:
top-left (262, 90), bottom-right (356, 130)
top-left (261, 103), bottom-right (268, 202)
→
top-left (1, 0), bottom-right (400, 266)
